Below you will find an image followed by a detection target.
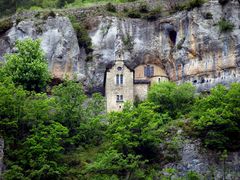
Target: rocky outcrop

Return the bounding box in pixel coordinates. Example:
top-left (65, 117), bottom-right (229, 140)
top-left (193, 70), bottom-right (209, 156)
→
top-left (0, 0), bottom-right (239, 93)
top-left (0, 16), bottom-right (84, 82)
top-left (87, 0), bottom-right (240, 92)
top-left (164, 139), bottom-right (240, 179)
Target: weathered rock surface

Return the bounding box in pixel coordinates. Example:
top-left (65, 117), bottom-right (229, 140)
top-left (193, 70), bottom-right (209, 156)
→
top-left (164, 139), bottom-right (240, 179)
top-left (0, 16), bottom-right (84, 81)
top-left (87, 0), bottom-right (240, 92)
top-left (0, 0), bottom-right (239, 93)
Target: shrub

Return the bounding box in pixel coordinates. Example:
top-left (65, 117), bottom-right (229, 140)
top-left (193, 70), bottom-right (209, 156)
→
top-left (191, 83), bottom-right (240, 150)
top-left (217, 18), bottom-right (234, 33)
top-left (3, 39), bottom-right (51, 92)
top-left (148, 82), bottom-right (196, 118)
top-left (138, 2), bottom-right (149, 13)
top-left (69, 16), bottom-right (93, 54)
top-left (42, 10), bottom-right (56, 20)
top-left (122, 33), bottom-right (134, 51)
top-left (204, 12), bottom-right (213, 19)
top-left (184, 0), bottom-right (206, 10)
top-left (106, 2), bottom-right (116, 12)
top-left (127, 9), bottom-right (141, 18)
top-left (144, 5), bottom-right (162, 21)
top-left (0, 18), bottom-right (13, 35)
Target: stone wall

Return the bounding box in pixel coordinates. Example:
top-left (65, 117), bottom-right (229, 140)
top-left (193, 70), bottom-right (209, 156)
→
top-left (105, 60), bottom-right (134, 112)
top-left (134, 83), bottom-right (149, 102)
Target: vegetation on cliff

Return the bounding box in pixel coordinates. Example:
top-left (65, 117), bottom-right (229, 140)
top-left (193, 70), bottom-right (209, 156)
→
top-left (0, 39), bottom-right (240, 179)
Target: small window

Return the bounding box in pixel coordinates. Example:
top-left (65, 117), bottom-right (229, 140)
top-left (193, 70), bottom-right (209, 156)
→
top-left (117, 67), bottom-right (122, 71)
top-left (144, 65), bottom-right (154, 78)
top-left (116, 74), bottom-right (123, 85)
top-left (120, 75), bottom-right (123, 84)
top-left (116, 95), bottom-right (123, 102)
top-left (116, 75), bottom-right (119, 84)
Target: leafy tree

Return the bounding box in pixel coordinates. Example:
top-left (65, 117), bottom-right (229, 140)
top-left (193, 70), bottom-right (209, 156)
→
top-left (85, 102), bottom-right (170, 179)
top-left (3, 39), bottom-right (50, 92)
top-left (53, 80), bottom-right (105, 148)
top-left (191, 83), bottom-right (240, 150)
top-left (148, 82), bottom-right (195, 118)
top-left (21, 121), bottom-right (68, 179)
top-left (0, 78), bottom-right (27, 140)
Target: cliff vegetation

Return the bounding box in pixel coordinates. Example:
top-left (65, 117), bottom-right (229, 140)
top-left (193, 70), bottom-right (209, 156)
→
top-left (0, 39), bottom-right (240, 179)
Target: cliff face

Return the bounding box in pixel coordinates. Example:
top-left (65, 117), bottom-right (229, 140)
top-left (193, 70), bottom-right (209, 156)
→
top-left (88, 0), bottom-right (240, 92)
top-left (0, 16), bottom-right (84, 82)
top-left (0, 1), bottom-right (239, 93)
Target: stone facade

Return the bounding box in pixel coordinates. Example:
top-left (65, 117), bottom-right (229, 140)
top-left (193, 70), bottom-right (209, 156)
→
top-left (105, 58), bottom-right (134, 112)
top-left (105, 60), bottom-right (169, 111)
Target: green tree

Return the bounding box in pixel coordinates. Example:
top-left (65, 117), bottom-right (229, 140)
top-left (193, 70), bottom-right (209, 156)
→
top-left (148, 82), bottom-right (195, 118)
top-left (3, 39), bottom-right (50, 92)
top-left (22, 121), bottom-right (68, 179)
top-left (53, 80), bottom-right (105, 148)
top-left (191, 83), bottom-right (240, 150)
top-left (86, 102), bottom-right (170, 179)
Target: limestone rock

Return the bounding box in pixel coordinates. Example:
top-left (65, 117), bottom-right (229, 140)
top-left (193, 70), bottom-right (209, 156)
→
top-left (0, 1), bottom-right (240, 93)
top-left (0, 16), bottom-right (84, 82)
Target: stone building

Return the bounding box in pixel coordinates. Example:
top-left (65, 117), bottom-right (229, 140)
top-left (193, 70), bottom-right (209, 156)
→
top-left (105, 56), bottom-right (168, 112)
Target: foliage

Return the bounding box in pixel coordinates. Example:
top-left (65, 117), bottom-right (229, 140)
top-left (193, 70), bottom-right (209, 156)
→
top-left (191, 83), bottom-right (240, 150)
top-left (52, 80), bottom-right (105, 148)
top-left (148, 82), bottom-right (196, 118)
top-left (3, 39), bottom-right (50, 92)
top-left (69, 15), bottom-right (93, 54)
top-left (184, 0), bottom-right (206, 10)
top-left (144, 5), bottom-right (162, 21)
top-left (122, 33), bottom-right (134, 51)
top-left (57, 0), bottom-right (74, 8)
top-left (166, 0), bottom-right (205, 13)
top-left (84, 102), bottom-right (171, 178)
top-left (204, 12), bottom-right (213, 19)
top-left (106, 3), bottom-right (117, 12)
top-left (217, 18), bottom-right (234, 33)
top-left (127, 9), bottom-right (142, 18)
top-left (0, 18), bottom-right (13, 35)
top-left (21, 121), bottom-right (68, 179)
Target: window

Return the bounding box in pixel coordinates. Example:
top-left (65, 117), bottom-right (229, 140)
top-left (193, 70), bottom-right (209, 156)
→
top-left (158, 78), bottom-right (161, 83)
top-left (144, 65), bottom-right (154, 77)
top-left (120, 74), bottom-right (123, 84)
top-left (117, 66), bottom-right (122, 71)
top-left (116, 95), bottom-right (123, 102)
top-left (116, 74), bottom-right (123, 85)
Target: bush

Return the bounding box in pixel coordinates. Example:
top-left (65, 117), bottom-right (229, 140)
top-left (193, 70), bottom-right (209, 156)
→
top-left (217, 18), bottom-right (234, 33)
top-left (127, 9), bottom-right (141, 18)
top-left (191, 83), bottom-right (240, 150)
top-left (3, 39), bottom-right (51, 92)
top-left (69, 16), bottom-right (93, 54)
top-left (106, 2), bottom-right (116, 12)
top-left (0, 18), bottom-right (13, 35)
top-left (144, 5), bottom-right (162, 21)
top-left (138, 2), bottom-right (149, 13)
top-left (204, 12), bottom-right (213, 19)
top-left (184, 0), bottom-right (206, 10)
top-left (148, 82), bottom-right (196, 118)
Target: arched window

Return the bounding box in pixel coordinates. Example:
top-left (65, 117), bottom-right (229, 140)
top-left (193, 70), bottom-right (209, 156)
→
top-left (144, 65), bottom-right (154, 77)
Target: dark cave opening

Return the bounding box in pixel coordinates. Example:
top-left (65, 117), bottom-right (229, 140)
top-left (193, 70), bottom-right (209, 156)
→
top-left (169, 30), bottom-right (177, 45)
